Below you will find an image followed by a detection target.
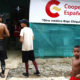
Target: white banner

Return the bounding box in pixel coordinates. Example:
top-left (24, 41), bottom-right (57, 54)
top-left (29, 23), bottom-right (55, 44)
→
top-left (29, 0), bottom-right (80, 24)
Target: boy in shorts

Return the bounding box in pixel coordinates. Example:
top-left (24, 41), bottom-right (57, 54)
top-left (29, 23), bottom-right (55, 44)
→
top-left (70, 45), bottom-right (80, 80)
top-left (19, 19), bottom-right (40, 77)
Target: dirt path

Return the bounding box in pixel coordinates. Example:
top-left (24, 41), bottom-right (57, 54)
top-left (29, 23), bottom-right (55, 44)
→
top-left (0, 51), bottom-right (72, 80)
top-left (7, 58), bottom-right (72, 79)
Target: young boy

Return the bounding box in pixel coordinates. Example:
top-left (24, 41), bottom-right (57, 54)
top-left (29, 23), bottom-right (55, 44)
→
top-left (19, 19), bottom-right (40, 77)
top-left (70, 45), bottom-right (80, 80)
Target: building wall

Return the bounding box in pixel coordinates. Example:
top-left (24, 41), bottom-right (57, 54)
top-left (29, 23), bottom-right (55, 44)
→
top-left (30, 23), bottom-right (80, 57)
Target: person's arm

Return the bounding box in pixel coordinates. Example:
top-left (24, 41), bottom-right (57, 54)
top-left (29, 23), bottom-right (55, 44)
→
top-left (20, 29), bottom-right (24, 43)
top-left (70, 58), bottom-right (73, 75)
top-left (31, 29), bottom-right (34, 40)
top-left (4, 25), bottom-right (10, 37)
top-left (76, 58), bottom-right (80, 78)
top-left (76, 74), bottom-right (80, 78)
top-left (33, 36), bottom-right (34, 40)
top-left (19, 36), bottom-right (23, 43)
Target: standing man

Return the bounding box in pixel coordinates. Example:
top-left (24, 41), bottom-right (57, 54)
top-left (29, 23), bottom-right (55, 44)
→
top-left (0, 17), bottom-right (10, 78)
top-left (19, 19), bottom-right (40, 77)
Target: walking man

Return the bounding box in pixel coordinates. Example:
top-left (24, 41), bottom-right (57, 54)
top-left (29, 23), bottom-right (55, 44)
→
top-left (19, 19), bottom-right (40, 77)
top-left (0, 17), bottom-right (10, 78)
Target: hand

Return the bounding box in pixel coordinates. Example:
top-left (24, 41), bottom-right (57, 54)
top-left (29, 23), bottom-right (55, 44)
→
top-left (76, 74), bottom-right (80, 78)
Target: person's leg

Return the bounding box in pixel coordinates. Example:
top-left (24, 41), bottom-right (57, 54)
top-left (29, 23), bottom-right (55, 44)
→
top-left (22, 51), bottom-right (29, 77)
top-left (23, 61), bottom-right (29, 77)
top-left (25, 61), bottom-right (29, 74)
top-left (32, 60), bottom-right (38, 71)
top-left (30, 50), bottom-right (40, 75)
top-left (32, 60), bottom-right (40, 75)
top-left (1, 59), bottom-right (5, 78)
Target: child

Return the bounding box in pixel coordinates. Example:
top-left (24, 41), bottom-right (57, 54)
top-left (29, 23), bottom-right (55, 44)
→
top-left (70, 45), bottom-right (80, 80)
top-left (19, 19), bottom-right (40, 77)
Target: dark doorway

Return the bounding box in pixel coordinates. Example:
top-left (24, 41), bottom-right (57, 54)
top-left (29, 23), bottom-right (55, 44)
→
top-left (6, 0), bottom-right (30, 50)
top-left (10, 5), bottom-right (29, 21)
top-left (10, 5), bottom-right (29, 37)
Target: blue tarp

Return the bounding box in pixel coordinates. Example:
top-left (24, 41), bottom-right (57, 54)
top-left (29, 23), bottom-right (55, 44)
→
top-left (30, 23), bottom-right (80, 57)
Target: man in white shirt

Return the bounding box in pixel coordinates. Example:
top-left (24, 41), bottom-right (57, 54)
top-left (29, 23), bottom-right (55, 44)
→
top-left (19, 19), bottom-right (40, 77)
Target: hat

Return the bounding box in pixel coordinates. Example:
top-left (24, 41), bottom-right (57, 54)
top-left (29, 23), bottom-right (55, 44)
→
top-left (19, 19), bottom-right (28, 24)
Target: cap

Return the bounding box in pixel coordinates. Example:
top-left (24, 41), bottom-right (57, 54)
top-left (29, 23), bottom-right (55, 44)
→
top-left (19, 19), bottom-right (28, 24)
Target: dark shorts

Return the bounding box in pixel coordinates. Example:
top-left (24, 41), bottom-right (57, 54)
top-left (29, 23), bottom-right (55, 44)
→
top-left (0, 39), bottom-right (7, 60)
top-left (0, 51), bottom-right (7, 60)
top-left (22, 50), bottom-right (35, 63)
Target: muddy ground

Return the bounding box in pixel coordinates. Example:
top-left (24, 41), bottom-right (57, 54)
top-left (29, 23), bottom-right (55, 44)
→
top-left (7, 57), bottom-right (72, 79)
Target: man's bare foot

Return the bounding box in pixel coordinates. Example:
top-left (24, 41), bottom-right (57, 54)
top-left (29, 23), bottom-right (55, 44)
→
top-left (0, 73), bottom-right (5, 78)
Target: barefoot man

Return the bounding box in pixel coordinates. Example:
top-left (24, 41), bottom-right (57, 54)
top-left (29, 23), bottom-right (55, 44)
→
top-left (0, 17), bottom-right (10, 78)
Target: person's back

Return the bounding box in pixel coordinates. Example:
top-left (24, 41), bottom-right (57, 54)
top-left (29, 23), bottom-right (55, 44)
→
top-left (0, 23), bottom-right (5, 39)
top-left (22, 27), bottom-right (33, 51)
top-left (0, 23), bottom-right (10, 39)
top-left (0, 17), bottom-right (10, 78)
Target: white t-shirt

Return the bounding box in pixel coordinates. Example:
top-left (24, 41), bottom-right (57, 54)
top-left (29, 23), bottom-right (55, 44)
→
top-left (20, 27), bottom-right (34, 51)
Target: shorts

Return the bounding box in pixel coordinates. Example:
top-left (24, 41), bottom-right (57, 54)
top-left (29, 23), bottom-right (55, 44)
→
top-left (70, 76), bottom-right (80, 80)
top-left (0, 39), bottom-right (7, 60)
top-left (0, 39), bottom-right (4, 51)
top-left (0, 51), bottom-right (7, 60)
top-left (22, 50), bottom-right (35, 63)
